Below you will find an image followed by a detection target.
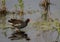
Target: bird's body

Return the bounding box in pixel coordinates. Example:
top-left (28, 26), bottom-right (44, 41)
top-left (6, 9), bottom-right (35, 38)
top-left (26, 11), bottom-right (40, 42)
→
top-left (8, 18), bottom-right (30, 29)
top-left (14, 20), bottom-right (29, 29)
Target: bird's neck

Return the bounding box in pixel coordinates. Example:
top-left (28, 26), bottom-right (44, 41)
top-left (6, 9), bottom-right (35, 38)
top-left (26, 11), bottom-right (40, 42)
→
top-left (25, 20), bottom-right (29, 24)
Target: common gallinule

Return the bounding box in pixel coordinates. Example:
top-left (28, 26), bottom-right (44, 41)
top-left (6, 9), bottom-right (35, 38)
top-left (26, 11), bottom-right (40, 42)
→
top-left (8, 18), bottom-right (30, 29)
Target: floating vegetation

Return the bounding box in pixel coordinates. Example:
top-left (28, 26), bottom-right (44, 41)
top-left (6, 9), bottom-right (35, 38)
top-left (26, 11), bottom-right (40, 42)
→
top-left (31, 0), bottom-right (60, 42)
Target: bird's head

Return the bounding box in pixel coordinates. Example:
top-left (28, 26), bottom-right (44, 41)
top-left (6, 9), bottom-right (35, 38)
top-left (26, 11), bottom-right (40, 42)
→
top-left (25, 19), bottom-right (30, 23)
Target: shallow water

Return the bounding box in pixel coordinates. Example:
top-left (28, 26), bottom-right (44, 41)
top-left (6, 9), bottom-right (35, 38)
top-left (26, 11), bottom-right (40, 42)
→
top-left (0, 16), bottom-right (59, 42)
top-left (0, 0), bottom-right (60, 42)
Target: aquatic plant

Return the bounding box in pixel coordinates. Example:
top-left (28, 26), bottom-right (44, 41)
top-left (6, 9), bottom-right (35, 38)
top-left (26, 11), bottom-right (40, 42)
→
top-left (30, 0), bottom-right (60, 42)
top-left (18, 0), bottom-right (24, 16)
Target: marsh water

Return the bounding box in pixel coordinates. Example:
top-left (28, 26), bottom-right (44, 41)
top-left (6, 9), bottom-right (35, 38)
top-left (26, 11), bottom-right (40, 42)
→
top-left (0, 13), bottom-right (59, 42)
top-left (0, 0), bottom-right (60, 42)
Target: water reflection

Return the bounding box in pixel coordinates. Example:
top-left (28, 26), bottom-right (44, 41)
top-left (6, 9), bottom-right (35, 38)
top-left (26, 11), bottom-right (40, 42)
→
top-left (0, 14), bottom-right (59, 42)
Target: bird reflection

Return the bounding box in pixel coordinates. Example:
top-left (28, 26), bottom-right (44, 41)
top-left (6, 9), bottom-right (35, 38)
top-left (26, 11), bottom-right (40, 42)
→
top-left (8, 30), bottom-right (30, 41)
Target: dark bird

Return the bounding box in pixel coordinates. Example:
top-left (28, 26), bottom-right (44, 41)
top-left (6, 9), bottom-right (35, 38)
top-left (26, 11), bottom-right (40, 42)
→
top-left (8, 18), bottom-right (30, 29)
